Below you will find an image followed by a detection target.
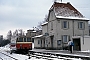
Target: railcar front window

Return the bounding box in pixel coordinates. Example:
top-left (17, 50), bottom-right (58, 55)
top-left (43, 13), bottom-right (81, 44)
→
top-left (18, 38), bottom-right (23, 42)
top-left (27, 38), bottom-right (30, 42)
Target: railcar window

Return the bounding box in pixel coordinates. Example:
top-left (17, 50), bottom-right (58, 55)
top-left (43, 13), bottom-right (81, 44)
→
top-left (27, 38), bottom-right (31, 42)
top-left (18, 38), bottom-right (23, 42)
top-left (24, 37), bottom-right (26, 42)
top-left (16, 38), bottom-right (18, 42)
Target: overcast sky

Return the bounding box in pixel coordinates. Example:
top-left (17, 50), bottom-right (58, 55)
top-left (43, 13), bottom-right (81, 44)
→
top-left (0, 0), bottom-right (90, 38)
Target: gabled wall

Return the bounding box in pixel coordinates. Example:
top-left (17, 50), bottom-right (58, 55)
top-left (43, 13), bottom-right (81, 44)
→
top-left (48, 9), bottom-right (56, 21)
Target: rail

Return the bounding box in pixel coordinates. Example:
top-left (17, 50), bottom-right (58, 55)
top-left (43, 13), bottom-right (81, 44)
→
top-left (0, 52), bottom-right (18, 60)
top-left (29, 50), bottom-right (90, 60)
top-left (28, 51), bottom-right (85, 60)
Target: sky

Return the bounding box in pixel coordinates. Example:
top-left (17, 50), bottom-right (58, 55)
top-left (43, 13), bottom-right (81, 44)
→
top-left (0, 0), bottom-right (90, 38)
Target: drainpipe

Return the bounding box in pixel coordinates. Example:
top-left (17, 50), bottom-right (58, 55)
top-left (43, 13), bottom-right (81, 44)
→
top-left (46, 22), bottom-right (48, 49)
top-left (73, 20), bottom-right (74, 36)
top-left (83, 29), bottom-right (84, 45)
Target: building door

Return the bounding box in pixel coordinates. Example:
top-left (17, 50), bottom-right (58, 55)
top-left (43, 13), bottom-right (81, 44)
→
top-left (73, 38), bottom-right (81, 51)
top-left (50, 36), bottom-right (54, 49)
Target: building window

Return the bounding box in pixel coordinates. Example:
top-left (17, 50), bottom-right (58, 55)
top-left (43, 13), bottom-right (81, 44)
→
top-left (38, 40), bottom-right (40, 44)
top-left (62, 35), bottom-right (68, 43)
top-left (78, 22), bottom-right (85, 29)
top-left (62, 21), bottom-right (69, 29)
top-left (57, 40), bottom-right (61, 45)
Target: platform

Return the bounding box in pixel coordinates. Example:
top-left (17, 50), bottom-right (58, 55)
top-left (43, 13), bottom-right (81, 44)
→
top-left (29, 49), bottom-right (90, 60)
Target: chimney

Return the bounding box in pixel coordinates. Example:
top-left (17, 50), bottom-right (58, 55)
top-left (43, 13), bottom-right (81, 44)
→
top-left (67, 2), bottom-right (70, 4)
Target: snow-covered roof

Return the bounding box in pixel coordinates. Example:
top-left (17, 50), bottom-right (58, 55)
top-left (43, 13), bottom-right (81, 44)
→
top-left (32, 31), bottom-right (36, 33)
top-left (49, 2), bottom-right (89, 20)
top-left (56, 16), bottom-right (89, 20)
top-left (41, 22), bottom-right (48, 26)
top-left (34, 35), bottom-right (43, 38)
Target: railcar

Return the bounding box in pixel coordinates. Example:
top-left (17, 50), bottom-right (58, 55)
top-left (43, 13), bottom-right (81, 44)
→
top-left (10, 36), bottom-right (17, 51)
top-left (16, 37), bottom-right (32, 50)
top-left (10, 36), bottom-right (32, 53)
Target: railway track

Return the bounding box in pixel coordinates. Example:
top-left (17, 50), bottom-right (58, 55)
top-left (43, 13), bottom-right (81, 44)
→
top-left (0, 52), bottom-right (18, 60)
top-left (28, 52), bottom-right (82, 60)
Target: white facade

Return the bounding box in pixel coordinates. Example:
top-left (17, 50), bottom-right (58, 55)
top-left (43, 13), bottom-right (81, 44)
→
top-left (34, 35), bottom-right (45, 48)
top-left (43, 3), bottom-right (89, 50)
top-left (44, 9), bottom-right (89, 49)
top-left (34, 2), bottom-right (89, 50)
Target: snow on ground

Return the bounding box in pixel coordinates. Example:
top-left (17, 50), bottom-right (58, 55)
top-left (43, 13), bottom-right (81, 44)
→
top-left (0, 44), bottom-right (83, 60)
top-left (81, 50), bottom-right (90, 52)
top-left (0, 44), bottom-right (11, 52)
top-left (32, 43), bottom-right (34, 49)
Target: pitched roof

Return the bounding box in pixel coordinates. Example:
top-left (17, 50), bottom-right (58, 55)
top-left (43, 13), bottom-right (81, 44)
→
top-left (33, 35), bottom-right (43, 38)
top-left (50, 2), bottom-right (84, 18)
top-left (41, 22), bottom-right (48, 26)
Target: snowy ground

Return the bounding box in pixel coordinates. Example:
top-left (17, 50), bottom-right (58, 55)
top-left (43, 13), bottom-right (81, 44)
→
top-left (0, 43), bottom-right (88, 60)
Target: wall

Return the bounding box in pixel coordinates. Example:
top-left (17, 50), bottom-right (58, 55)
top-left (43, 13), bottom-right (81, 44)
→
top-left (34, 37), bottom-right (45, 48)
top-left (42, 24), bottom-right (48, 35)
top-left (74, 20), bottom-right (89, 36)
top-left (81, 36), bottom-right (90, 51)
top-left (34, 38), bottom-right (41, 48)
top-left (48, 10), bottom-right (56, 21)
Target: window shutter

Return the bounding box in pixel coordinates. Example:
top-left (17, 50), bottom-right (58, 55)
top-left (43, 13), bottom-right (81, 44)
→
top-left (61, 35), bottom-right (63, 43)
top-left (78, 22), bottom-right (79, 29)
top-left (68, 21), bottom-right (69, 29)
top-left (61, 21), bottom-right (63, 29)
top-left (61, 35), bottom-right (63, 48)
top-left (83, 22), bottom-right (85, 29)
top-left (68, 35), bottom-right (70, 42)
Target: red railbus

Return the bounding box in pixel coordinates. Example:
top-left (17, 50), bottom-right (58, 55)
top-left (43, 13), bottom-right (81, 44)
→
top-left (16, 37), bottom-right (32, 51)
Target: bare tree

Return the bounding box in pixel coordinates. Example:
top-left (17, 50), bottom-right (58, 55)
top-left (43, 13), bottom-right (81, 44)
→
top-left (37, 22), bottom-right (43, 30)
top-left (7, 30), bottom-right (12, 40)
top-left (18, 29), bottom-right (25, 36)
top-left (12, 29), bottom-right (25, 37)
top-left (13, 29), bottom-right (18, 36)
top-left (37, 14), bottom-right (48, 30)
top-left (44, 14), bottom-right (48, 22)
